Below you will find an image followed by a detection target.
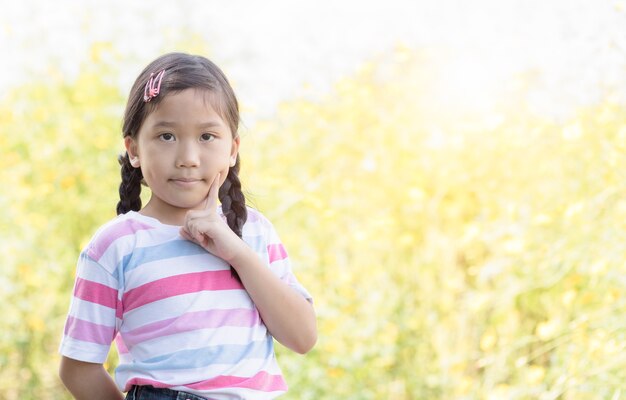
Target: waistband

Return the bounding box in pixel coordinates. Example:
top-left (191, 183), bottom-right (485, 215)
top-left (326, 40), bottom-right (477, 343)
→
top-left (127, 385), bottom-right (208, 400)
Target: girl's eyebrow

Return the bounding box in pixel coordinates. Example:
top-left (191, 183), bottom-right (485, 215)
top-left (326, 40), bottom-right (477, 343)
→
top-left (152, 121), bottom-right (177, 129)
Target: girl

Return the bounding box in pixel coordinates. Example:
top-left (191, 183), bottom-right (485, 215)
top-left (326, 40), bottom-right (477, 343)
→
top-left (59, 52), bottom-right (317, 400)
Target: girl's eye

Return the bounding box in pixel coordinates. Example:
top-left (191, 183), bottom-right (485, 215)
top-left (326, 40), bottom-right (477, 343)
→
top-left (200, 133), bottom-right (215, 142)
top-left (160, 133), bottom-right (175, 141)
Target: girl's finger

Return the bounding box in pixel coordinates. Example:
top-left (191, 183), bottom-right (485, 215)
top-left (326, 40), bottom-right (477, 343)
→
top-left (179, 227), bottom-right (194, 242)
top-left (205, 173), bottom-right (221, 212)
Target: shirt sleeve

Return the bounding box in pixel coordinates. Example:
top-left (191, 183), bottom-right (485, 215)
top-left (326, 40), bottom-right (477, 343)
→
top-left (264, 220), bottom-right (313, 304)
top-left (59, 251), bottom-right (121, 363)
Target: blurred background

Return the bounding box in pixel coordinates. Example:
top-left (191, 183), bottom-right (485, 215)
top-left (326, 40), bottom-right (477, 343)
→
top-left (1, 0), bottom-right (626, 399)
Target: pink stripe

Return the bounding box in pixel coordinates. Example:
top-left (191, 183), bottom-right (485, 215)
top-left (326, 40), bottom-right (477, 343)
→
top-left (116, 301), bottom-right (123, 320)
top-left (64, 316), bottom-right (115, 345)
top-left (267, 244), bottom-right (287, 263)
top-left (74, 278), bottom-right (118, 309)
top-left (87, 219), bottom-right (154, 261)
top-left (124, 309), bottom-right (261, 343)
top-left (115, 334), bottom-right (129, 354)
top-left (186, 371), bottom-right (287, 392)
top-left (124, 377), bottom-right (168, 392)
top-left (123, 270), bottom-right (244, 312)
top-left (124, 372), bottom-right (287, 393)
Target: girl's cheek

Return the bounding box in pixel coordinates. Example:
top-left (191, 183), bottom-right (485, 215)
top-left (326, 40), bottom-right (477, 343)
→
top-left (220, 169), bottom-right (229, 184)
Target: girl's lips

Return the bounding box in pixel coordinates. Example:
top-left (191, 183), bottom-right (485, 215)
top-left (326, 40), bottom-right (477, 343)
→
top-left (170, 178), bottom-right (203, 187)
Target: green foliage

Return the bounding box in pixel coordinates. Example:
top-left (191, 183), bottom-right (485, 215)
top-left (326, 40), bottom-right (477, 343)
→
top-left (1, 46), bottom-right (626, 399)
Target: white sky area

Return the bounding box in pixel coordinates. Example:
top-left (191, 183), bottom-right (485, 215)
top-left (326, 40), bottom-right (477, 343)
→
top-left (0, 0), bottom-right (625, 123)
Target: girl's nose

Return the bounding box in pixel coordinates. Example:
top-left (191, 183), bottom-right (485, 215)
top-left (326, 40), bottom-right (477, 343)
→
top-left (176, 142), bottom-right (200, 167)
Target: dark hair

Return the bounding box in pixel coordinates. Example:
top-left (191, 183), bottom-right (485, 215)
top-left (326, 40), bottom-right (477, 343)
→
top-left (116, 53), bottom-right (247, 274)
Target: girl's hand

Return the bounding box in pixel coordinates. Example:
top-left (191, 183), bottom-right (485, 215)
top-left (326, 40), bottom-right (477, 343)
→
top-left (180, 173), bottom-right (244, 262)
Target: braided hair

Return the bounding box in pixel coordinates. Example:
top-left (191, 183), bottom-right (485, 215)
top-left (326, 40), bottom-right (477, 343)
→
top-left (116, 53), bottom-right (247, 278)
top-left (116, 152), bottom-right (143, 215)
top-left (218, 154), bottom-right (248, 239)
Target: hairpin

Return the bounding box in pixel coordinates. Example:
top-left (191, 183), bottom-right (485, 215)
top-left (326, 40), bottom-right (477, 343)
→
top-left (143, 69), bottom-right (165, 102)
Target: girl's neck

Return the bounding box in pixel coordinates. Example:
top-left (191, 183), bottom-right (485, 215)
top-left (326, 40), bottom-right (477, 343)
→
top-left (138, 200), bottom-right (189, 226)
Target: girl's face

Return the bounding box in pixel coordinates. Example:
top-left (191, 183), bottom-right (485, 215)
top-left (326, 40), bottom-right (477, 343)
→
top-left (125, 88), bottom-right (239, 225)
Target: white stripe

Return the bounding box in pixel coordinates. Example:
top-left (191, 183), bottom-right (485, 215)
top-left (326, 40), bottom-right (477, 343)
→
top-left (76, 256), bottom-right (119, 287)
top-left (121, 291), bottom-right (256, 330)
top-left (125, 326), bottom-right (270, 360)
top-left (134, 223), bottom-right (179, 246)
top-left (268, 258), bottom-right (290, 278)
top-left (59, 336), bottom-right (110, 363)
top-left (68, 297), bottom-right (117, 326)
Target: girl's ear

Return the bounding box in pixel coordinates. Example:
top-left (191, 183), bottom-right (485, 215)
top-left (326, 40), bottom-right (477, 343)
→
top-left (230, 136), bottom-right (240, 167)
top-left (125, 137), bottom-right (141, 168)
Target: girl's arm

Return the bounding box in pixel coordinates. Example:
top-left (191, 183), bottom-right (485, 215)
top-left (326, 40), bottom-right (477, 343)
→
top-left (229, 244), bottom-right (317, 354)
top-left (181, 175), bottom-right (317, 354)
top-left (59, 357), bottom-right (124, 400)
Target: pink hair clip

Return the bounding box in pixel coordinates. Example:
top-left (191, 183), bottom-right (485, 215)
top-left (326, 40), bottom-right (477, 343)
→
top-left (143, 69), bottom-right (165, 102)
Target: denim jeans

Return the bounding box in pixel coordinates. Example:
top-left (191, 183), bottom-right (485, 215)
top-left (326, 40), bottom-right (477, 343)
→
top-left (125, 385), bottom-right (208, 400)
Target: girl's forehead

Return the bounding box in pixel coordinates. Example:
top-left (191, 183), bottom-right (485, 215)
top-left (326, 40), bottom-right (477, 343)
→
top-left (162, 88), bottom-right (220, 106)
top-left (149, 89), bottom-right (224, 117)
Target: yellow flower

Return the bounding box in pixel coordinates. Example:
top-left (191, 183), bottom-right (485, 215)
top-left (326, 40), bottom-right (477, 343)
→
top-left (480, 332), bottom-right (497, 351)
top-left (561, 290), bottom-right (577, 307)
top-left (536, 319), bottom-right (560, 341)
top-left (526, 365), bottom-right (546, 384)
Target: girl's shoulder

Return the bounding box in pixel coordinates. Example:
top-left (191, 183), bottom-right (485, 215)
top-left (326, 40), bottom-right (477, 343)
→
top-left (242, 206), bottom-right (286, 243)
top-left (83, 211), bottom-right (160, 263)
top-left (245, 206), bottom-right (268, 224)
top-left (243, 206), bottom-right (275, 231)
top-left (88, 211), bottom-right (158, 244)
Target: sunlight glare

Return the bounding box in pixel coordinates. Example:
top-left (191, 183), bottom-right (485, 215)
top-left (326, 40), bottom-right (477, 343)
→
top-left (430, 49), bottom-right (510, 117)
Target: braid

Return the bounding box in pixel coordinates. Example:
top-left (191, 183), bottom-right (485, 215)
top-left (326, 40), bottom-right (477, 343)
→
top-left (219, 156), bottom-right (248, 279)
top-left (219, 157), bottom-right (248, 237)
top-left (116, 153), bottom-right (143, 215)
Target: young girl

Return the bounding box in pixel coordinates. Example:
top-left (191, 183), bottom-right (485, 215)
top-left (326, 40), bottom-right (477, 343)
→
top-left (59, 52), bottom-right (316, 400)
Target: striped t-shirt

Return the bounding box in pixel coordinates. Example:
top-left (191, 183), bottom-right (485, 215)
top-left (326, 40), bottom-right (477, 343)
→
top-left (59, 208), bottom-right (312, 399)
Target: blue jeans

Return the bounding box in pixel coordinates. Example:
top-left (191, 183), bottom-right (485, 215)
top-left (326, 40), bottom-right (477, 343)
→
top-left (125, 385), bottom-right (208, 400)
